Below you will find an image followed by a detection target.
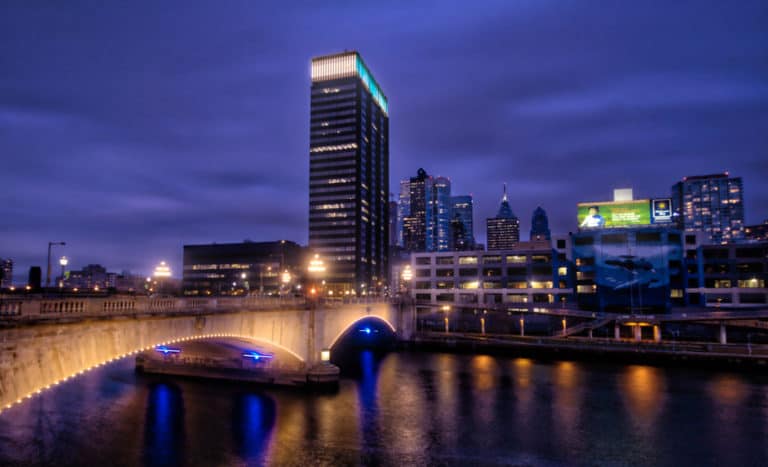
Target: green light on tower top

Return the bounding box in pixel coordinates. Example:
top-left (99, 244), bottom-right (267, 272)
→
top-left (311, 51), bottom-right (388, 115)
top-left (355, 54), bottom-right (388, 114)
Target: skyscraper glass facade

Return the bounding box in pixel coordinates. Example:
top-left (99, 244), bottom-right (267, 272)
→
top-left (430, 176), bottom-right (452, 252)
top-left (309, 51), bottom-right (389, 290)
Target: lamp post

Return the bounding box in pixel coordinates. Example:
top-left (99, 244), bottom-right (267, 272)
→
top-left (46, 241), bottom-right (66, 289)
top-left (306, 254), bottom-right (326, 364)
top-left (281, 270), bottom-right (291, 299)
top-left (59, 256), bottom-right (68, 288)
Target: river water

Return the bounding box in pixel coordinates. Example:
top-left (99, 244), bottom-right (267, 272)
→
top-left (0, 350), bottom-right (766, 466)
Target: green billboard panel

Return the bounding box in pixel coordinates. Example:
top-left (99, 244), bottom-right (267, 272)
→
top-left (577, 200), bottom-right (651, 228)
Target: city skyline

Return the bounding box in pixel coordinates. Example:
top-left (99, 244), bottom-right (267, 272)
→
top-left (2, 1), bottom-right (767, 277)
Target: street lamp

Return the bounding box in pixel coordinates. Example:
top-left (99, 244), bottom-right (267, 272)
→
top-left (59, 256), bottom-right (68, 288)
top-left (307, 254), bottom-right (326, 299)
top-left (46, 241), bottom-right (66, 289)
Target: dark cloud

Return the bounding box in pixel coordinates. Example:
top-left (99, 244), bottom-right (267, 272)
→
top-left (1, 0), bottom-right (766, 279)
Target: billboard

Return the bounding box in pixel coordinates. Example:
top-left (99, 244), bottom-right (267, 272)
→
top-left (577, 200), bottom-right (651, 228)
top-left (651, 198), bottom-right (672, 224)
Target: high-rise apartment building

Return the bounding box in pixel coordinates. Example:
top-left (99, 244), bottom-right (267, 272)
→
top-left (671, 173), bottom-right (744, 244)
top-left (450, 195), bottom-right (475, 250)
top-left (530, 206), bottom-right (551, 241)
top-left (486, 184), bottom-right (520, 250)
top-left (308, 51), bottom-right (389, 291)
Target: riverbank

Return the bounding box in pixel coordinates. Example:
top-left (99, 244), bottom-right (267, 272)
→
top-left (406, 332), bottom-right (768, 370)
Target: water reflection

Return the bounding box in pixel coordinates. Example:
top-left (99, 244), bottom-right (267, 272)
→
top-left (1, 352), bottom-right (767, 466)
top-left (231, 393), bottom-right (276, 465)
top-left (470, 355), bottom-right (496, 426)
top-left (551, 361), bottom-right (584, 454)
top-left (143, 383), bottom-right (185, 467)
top-left (619, 365), bottom-right (666, 430)
top-left (357, 350), bottom-right (381, 461)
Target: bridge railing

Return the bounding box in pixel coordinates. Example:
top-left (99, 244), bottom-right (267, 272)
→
top-left (0, 295), bottom-right (310, 322)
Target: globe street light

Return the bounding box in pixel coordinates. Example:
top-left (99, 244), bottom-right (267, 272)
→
top-left (46, 241), bottom-right (66, 289)
top-left (59, 256), bottom-right (68, 288)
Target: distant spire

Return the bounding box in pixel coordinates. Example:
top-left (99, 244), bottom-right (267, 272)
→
top-left (495, 183), bottom-right (516, 219)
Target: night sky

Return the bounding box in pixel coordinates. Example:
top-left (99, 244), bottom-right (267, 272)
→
top-left (2, 1), bottom-right (767, 279)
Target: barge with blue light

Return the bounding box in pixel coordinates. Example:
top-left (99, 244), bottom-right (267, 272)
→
top-left (135, 340), bottom-right (339, 388)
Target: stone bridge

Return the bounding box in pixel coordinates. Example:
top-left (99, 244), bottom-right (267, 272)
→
top-left (0, 296), bottom-right (414, 410)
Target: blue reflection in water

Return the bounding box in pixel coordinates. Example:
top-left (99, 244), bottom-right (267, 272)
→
top-left (232, 393), bottom-right (276, 464)
top-left (143, 383), bottom-right (184, 467)
top-left (357, 350), bottom-right (382, 458)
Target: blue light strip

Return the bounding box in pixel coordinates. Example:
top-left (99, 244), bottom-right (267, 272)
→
top-left (155, 345), bottom-right (181, 355)
top-left (355, 56), bottom-right (388, 115)
top-left (242, 351), bottom-right (274, 361)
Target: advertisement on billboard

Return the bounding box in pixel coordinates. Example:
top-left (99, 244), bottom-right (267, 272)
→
top-left (577, 200), bottom-right (651, 228)
top-left (651, 198), bottom-right (672, 224)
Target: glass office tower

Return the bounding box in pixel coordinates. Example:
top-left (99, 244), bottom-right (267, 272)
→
top-left (309, 51), bottom-right (389, 292)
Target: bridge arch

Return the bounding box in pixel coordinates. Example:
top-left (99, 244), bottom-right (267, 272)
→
top-left (0, 301), bottom-right (412, 411)
top-left (325, 315), bottom-right (397, 351)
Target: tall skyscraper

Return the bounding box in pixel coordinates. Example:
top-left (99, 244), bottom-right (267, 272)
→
top-left (486, 184), bottom-right (520, 250)
top-left (403, 168), bottom-right (429, 252)
top-left (671, 173), bottom-right (744, 244)
top-left (530, 206), bottom-right (551, 241)
top-left (430, 176), bottom-right (452, 251)
top-left (396, 179), bottom-right (410, 247)
top-left (450, 195), bottom-right (475, 250)
top-left (308, 51), bottom-right (389, 291)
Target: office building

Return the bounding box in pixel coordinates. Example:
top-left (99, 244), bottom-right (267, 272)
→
top-left (0, 258), bottom-right (13, 288)
top-left (671, 173), bottom-right (745, 244)
top-left (401, 169), bottom-right (461, 253)
top-left (450, 195), bottom-right (475, 250)
top-left (407, 244), bottom-right (572, 306)
top-left (182, 241), bottom-right (305, 296)
top-left (396, 179), bottom-right (410, 247)
top-left (403, 168), bottom-right (430, 252)
top-left (486, 184), bottom-right (520, 250)
top-left (308, 51), bottom-right (389, 291)
top-left (62, 264), bottom-right (113, 290)
top-left (530, 207), bottom-right (551, 241)
top-left (572, 227), bottom-right (685, 313)
top-left (685, 241), bottom-right (767, 307)
top-left (429, 176), bottom-right (452, 251)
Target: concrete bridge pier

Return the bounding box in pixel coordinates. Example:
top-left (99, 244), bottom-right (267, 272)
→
top-left (588, 328), bottom-right (593, 339)
top-left (519, 318), bottom-right (525, 337)
top-left (633, 325), bottom-right (642, 342)
top-left (653, 325), bottom-right (661, 343)
top-left (614, 322), bottom-right (621, 340)
top-left (719, 322), bottom-right (727, 344)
